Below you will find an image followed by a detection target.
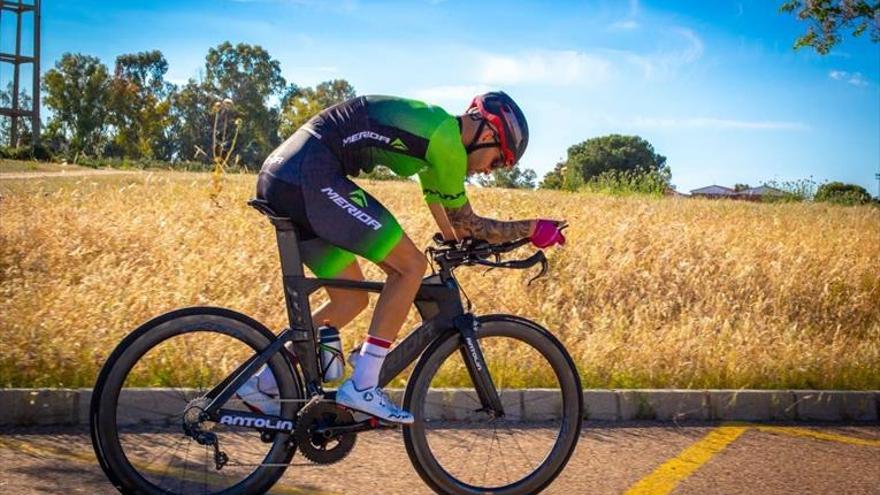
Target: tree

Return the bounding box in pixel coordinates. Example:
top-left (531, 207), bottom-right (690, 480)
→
top-left (780, 0), bottom-right (880, 54)
top-left (279, 79), bottom-right (356, 137)
top-left (815, 181), bottom-right (872, 205)
top-left (734, 183), bottom-right (751, 192)
top-left (42, 53), bottom-right (111, 157)
top-left (540, 162), bottom-right (566, 189)
top-left (203, 42), bottom-right (287, 167)
top-left (170, 79), bottom-right (214, 163)
top-left (0, 83), bottom-right (32, 147)
top-left (474, 164), bottom-right (538, 189)
top-left (563, 134), bottom-right (669, 187)
top-left (107, 50), bottom-right (174, 159)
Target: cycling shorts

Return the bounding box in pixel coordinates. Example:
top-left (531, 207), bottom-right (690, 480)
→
top-left (257, 130), bottom-right (403, 278)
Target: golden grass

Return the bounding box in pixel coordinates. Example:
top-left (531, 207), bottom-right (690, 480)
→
top-left (1, 170), bottom-right (878, 389)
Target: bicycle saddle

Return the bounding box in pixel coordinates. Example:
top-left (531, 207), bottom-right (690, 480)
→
top-left (247, 198), bottom-right (284, 218)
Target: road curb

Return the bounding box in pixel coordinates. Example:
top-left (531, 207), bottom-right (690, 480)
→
top-left (1, 388), bottom-right (877, 426)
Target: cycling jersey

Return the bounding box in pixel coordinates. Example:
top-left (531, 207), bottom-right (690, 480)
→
top-left (270, 95), bottom-right (469, 208)
top-left (258, 95), bottom-right (467, 278)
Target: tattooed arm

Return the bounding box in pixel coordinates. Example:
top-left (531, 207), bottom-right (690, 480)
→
top-left (431, 201), bottom-right (536, 244)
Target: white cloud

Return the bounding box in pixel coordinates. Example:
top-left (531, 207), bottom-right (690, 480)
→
top-left (670, 27), bottom-right (704, 64)
top-left (478, 50), bottom-right (612, 86)
top-left (628, 0), bottom-right (640, 17)
top-left (829, 70), bottom-right (869, 87)
top-left (632, 117), bottom-right (810, 131)
top-left (609, 20), bottom-right (639, 31)
top-left (612, 27), bottom-right (704, 80)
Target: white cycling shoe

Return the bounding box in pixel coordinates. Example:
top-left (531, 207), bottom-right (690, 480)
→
top-left (335, 379), bottom-right (414, 425)
top-left (235, 375), bottom-right (280, 417)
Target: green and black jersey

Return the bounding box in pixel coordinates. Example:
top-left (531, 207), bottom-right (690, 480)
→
top-left (301, 95), bottom-right (469, 208)
top-left (258, 95), bottom-right (468, 278)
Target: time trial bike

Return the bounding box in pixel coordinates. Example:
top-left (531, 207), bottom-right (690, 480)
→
top-left (90, 198), bottom-right (583, 495)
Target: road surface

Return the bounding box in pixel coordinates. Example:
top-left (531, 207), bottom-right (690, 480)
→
top-left (1, 422), bottom-right (878, 494)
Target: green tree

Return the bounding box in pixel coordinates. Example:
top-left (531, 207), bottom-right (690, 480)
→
top-left (815, 181), bottom-right (872, 205)
top-left (563, 134), bottom-right (669, 189)
top-left (170, 79), bottom-right (214, 163)
top-left (107, 50), bottom-right (174, 159)
top-left (42, 53), bottom-right (111, 157)
top-left (734, 183), bottom-right (751, 192)
top-left (279, 79), bottom-right (356, 136)
top-left (540, 161), bottom-right (566, 189)
top-left (474, 164), bottom-right (538, 189)
top-left (0, 83), bottom-right (32, 147)
top-left (780, 0), bottom-right (880, 54)
top-left (204, 42), bottom-right (287, 167)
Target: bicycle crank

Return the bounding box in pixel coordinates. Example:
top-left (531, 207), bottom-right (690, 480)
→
top-left (294, 402), bottom-right (357, 464)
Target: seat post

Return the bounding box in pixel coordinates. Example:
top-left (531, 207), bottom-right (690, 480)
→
top-left (267, 217), bottom-right (314, 331)
top-left (269, 217), bottom-right (305, 277)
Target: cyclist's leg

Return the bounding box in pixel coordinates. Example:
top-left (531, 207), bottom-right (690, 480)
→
top-left (370, 236), bottom-right (428, 341)
top-left (311, 260), bottom-right (370, 328)
top-left (299, 164), bottom-right (420, 422)
top-left (299, 171), bottom-right (422, 345)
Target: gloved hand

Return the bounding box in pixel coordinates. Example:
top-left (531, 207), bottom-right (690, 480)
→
top-left (530, 219), bottom-right (566, 248)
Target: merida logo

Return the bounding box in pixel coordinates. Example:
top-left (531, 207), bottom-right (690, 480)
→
top-left (219, 414), bottom-right (293, 431)
top-left (349, 189), bottom-right (367, 208)
top-left (390, 138), bottom-right (408, 151)
top-left (322, 187), bottom-right (383, 231)
top-left (343, 131), bottom-right (391, 146)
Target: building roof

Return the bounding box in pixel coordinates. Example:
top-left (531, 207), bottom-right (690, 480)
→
top-left (735, 185), bottom-right (783, 196)
top-left (690, 185), bottom-right (735, 195)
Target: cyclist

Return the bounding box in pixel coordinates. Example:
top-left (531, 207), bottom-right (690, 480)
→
top-left (237, 92), bottom-right (566, 424)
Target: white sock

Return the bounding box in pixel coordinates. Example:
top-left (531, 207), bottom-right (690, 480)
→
top-left (351, 335), bottom-right (392, 390)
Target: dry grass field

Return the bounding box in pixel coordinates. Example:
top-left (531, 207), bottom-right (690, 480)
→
top-left (1, 169), bottom-right (878, 389)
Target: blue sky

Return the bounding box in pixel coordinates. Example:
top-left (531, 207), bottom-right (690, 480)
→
top-left (5, 0), bottom-right (879, 193)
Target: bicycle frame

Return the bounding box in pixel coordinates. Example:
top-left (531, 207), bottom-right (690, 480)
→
top-left (200, 206), bottom-right (504, 425)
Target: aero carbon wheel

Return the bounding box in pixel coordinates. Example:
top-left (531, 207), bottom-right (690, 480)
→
top-left (90, 307), bottom-right (304, 495)
top-left (403, 315), bottom-right (582, 495)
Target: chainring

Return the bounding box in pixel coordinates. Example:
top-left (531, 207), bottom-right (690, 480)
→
top-left (294, 402), bottom-right (357, 464)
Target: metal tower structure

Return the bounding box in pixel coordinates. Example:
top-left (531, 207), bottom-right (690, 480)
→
top-left (0, 0), bottom-right (40, 147)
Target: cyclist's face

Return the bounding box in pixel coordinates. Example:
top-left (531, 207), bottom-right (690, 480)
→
top-left (466, 122), bottom-right (507, 176)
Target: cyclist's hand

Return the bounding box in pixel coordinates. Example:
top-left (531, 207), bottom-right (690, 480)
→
top-left (530, 219), bottom-right (566, 248)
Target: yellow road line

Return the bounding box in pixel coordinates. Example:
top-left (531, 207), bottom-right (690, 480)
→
top-left (754, 425), bottom-right (880, 447)
top-left (624, 426), bottom-right (748, 495)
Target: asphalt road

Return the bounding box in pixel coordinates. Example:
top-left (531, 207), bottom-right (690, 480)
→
top-left (1, 422), bottom-right (878, 494)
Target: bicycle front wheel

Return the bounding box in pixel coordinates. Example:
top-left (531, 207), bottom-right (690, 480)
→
top-left (90, 308), bottom-right (304, 495)
top-left (403, 315), bottom-right (583, 495)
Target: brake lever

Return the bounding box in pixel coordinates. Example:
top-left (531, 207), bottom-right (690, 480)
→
top-left (526, 254), bottom-right (549, 286)
top-left (480, 253), bottom-right (502, 276)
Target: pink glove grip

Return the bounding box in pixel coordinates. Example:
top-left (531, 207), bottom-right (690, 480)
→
top-left (531, 219), bottom-right (566, 248)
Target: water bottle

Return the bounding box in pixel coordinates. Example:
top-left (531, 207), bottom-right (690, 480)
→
top-left (318, 321), bottom-right (344, 382)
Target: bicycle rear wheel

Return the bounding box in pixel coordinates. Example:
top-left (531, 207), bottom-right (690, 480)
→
top-left (403, 315), bottom-right (583, 495)
top-left (90, 307), bottom-right (303, 495)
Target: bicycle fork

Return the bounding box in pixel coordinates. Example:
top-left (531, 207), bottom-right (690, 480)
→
top-left (455, 314), bottom-right (505, 418)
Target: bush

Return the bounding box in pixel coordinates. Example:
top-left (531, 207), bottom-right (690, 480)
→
top-left (582, 168), bottom-right (670, 197)
top-left (815, 182), bottom-right (872, 206)
top-left (0, 145), bottom-right (53, 161)
top-left (763, 178), bottom-right (818, 202)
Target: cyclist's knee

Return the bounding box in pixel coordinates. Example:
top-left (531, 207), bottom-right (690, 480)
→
top-left (381, 237), bottom-right (427, 280)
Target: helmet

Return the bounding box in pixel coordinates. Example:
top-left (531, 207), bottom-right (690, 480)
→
top-left (466, 91), bottom-right (529, 167)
